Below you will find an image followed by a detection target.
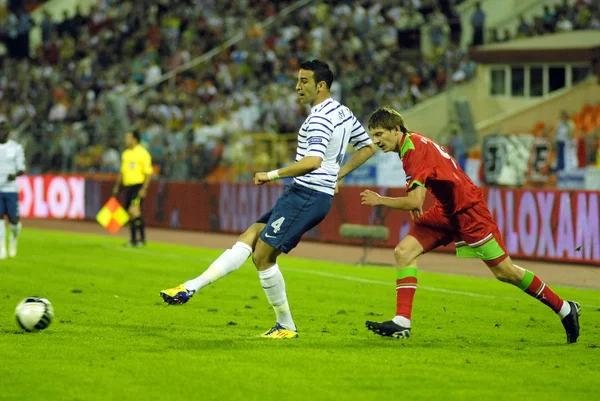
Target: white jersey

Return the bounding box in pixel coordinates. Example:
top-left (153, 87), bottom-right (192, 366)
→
top-left (294, 99), bottom-right (372, 196)
top-left (0, 140), bottom-right (25, 193)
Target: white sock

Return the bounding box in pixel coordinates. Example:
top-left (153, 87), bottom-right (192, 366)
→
top-left (184, 242), bottom-right (252, 292)
top-left (558, 300), bottom-right (572, 319)
top-left (393, 315), bottom-right (411, 328)
top-left (0, 220), bottom-right (5, 249)
top-left (258, 264), bottom-right (296, 331)
top-left (9, 222), bottom-right (21, 243)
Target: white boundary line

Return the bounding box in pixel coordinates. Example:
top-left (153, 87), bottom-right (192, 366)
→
top-left (285, 268), bottom-right (600, 309)
top-left (28, 233), bottom-right (600, 308)
top-left (106, 245), bottom-right (600, 308)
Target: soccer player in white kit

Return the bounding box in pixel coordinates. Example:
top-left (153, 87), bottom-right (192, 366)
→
top-left (0, 116), bottom-right (26, 259)
top-left (160, 60), bottom-right (376, 338)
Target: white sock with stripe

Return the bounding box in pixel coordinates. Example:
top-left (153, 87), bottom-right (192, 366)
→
top-left (258, 264), bottom-right (296, 331)
top-left (184, 242), bottom-right (252, 292)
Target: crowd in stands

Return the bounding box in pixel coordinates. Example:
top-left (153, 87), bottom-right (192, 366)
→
top-left (0, 0), bottom-right (476, 181)
top-left (537, 103), bottom-right (600, 173)
top-left (0, 0), bottom-right (596, 183)
top-left (488, 0), bottom-right (600, 43)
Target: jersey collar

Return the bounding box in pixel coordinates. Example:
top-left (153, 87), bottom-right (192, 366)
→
top-left (310, 98), bottom-right (334, 114)
top-left (398, 132), bottom-right (414, 158)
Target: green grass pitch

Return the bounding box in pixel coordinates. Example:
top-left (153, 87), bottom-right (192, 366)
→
top-left (0, 228), bottom-right (599, 401)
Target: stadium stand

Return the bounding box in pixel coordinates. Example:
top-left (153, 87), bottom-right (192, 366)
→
top-left (0, 0), bottom-right (598, 186)
top-left (1, 0), bottom-right (478, 180)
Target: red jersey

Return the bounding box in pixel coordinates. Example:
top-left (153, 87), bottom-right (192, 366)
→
top-left (400, 132), bottom-right (483, 215)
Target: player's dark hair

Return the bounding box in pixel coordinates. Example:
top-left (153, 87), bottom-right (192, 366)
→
top-left (368, 106), bottom-right (409, 134)
top-left (299, 60), bottom-right (333, 89)
top-left (130, 130), bottom-right (141, 143)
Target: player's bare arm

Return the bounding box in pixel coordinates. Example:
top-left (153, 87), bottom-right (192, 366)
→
top-left (254, 156), bottom-right (322, 185)
top-left (338, 144), bottom-right (377, 181)
top-left (361, 185), bottom-right (426, 212)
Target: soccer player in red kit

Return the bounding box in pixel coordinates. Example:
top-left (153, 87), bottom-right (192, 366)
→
top-left (360, 106), bottom-right (580, 343)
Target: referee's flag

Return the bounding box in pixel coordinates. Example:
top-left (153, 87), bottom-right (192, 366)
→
top-left (96, 197), bottom-right (129, 234)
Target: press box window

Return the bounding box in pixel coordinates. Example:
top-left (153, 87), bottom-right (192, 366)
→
top-left (572, 66), bottom-right (591, 85)
top-left (511, 66), bottom-right (524, 96)
top-left (529, 66), bottom-right (543, 97)
top-left (490, 68), bottom-right (506, 95)
top-left (549, 66), bottom-right (566, 92)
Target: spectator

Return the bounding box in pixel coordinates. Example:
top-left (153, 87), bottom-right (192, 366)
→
top-left (556, 14), bottom-right (574, 31)
top-left (429, 6), bottom-right (448, 51)
top-left (59, 123), bottom-right (77, 173)
top-left (145, 60), bottom-right (162, 85)
top-left (58, 10), bottom-right (76, 39)
top-left (448, 128), bottom-right (467, 170)
top-left (517, 15), bottom-right (532, 38)
top-left (489, 28), bottom-right (500, 43)
top-left (542, 5), bottom-right (556, 33)
top-left (554, 110), bottom-right (575, 172)
top-left (470, 2), bottom-right (485, 46)
top-left (101, 141), bottom-right (120, 173)
top-left (71, 5), bottom-right (88, 38)
top-left (40, 10), bottom-right (54, 44)
top-left (447, 3), bottom-right (462, 45)
top-left (589, 12), bottom-right (600, 29)
top-left (16, 9), bottom-right (32, 59)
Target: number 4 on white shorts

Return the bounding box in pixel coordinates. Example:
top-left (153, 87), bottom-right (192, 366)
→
top-left (271, 217), bottom-right (285, 233)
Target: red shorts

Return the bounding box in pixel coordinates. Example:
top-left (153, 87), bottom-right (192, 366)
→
top-left (407, 202), bottom-right (508, 267)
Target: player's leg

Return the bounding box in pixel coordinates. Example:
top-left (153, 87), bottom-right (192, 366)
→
top-left (366, 207), bottom-right (453, 338)
top-left (366, 235), bottom-right (423, 338)
top-left (0, 194), bottom-right (7, 259)
top-left (459, 203), bottom-right (580, 343)
top-left (488, 256), bottom-right (580, 343)
top-left (253, 184), bottom-right (332, 338)
top-left (182, 223), bottom-right (262, 292)
top-left (252, 239), bottom-right (299, 337)
top-left (6, 193), bottom-right (21, 257)
top-left (159, 223), bottom-right (262, 305)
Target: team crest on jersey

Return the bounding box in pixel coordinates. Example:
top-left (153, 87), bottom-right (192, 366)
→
top-left (406, 175), bottom-right (412, 181)
top-left (308, 137), bottom-right (323, 145)
top-left (130, 162), bottom-right (136, 169)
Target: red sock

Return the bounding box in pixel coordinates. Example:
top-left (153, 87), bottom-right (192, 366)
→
top-left (519, 270), bottom-right (564, 313)
top-left (396, 268), bottom-right (418, 319)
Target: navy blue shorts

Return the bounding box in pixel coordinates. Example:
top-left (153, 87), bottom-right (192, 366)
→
top-left (257, 183), bottom-right (332, 253)
top-left (0, 192), bottom-right (19, 221)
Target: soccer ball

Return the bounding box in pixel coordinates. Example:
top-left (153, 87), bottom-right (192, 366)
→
top-left (14, 297), bottom-right (54, 332)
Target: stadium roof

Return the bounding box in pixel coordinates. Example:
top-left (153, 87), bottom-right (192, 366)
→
top-left (469, 30), bottom-right (600, 63)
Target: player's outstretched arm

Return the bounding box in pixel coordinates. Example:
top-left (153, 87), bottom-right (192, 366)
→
top-left (338, 144), bottom-right (377, 182)
top-left (254, 156), bottom-right (322, 185)
top-left (361, 186), bottom-right (426, 211)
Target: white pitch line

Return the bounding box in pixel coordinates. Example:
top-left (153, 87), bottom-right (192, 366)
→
top-left (45, 237), bottom-right (600, 309)
top-left (285, 268), bottom-right (600, 309)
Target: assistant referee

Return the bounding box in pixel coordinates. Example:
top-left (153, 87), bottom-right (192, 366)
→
top-left (112, 130), bottom-right (153, 246)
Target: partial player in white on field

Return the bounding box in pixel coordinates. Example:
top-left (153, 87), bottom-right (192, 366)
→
top-left (0, 116), bottom-right (26, 259)
top-left (160, 60), bottom-right (376, 338)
